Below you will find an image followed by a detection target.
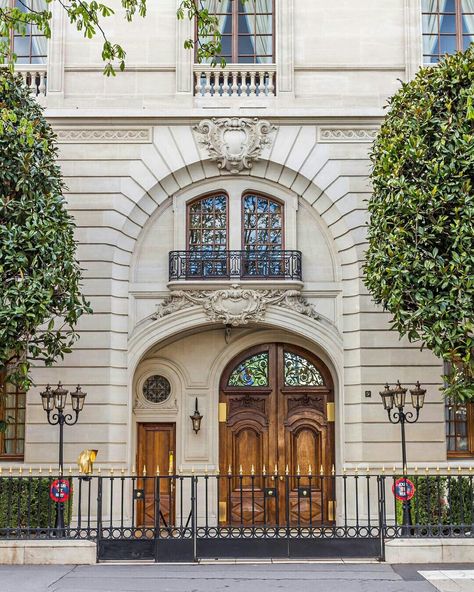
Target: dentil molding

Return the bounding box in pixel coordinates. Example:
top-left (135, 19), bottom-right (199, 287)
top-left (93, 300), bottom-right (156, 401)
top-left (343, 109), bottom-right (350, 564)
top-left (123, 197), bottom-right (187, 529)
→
top-left (318, 127), bottom-right (378, 143)
top-left (194, 117), bottom-right (276, 173)
top-left (56, 127), bottom-right (152, 143)
top-left (154, 285), bottom-right (319, 326)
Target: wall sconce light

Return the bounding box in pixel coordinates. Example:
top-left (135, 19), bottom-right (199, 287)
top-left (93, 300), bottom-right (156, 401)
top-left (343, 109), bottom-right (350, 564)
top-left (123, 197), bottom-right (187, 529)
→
top-left (190, 397), bottom-right (203, 434)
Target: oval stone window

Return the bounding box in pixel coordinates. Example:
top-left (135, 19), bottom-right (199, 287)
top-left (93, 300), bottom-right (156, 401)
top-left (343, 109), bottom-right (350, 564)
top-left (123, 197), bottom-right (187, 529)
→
top-left (142, 375), bottom-right (171, 404)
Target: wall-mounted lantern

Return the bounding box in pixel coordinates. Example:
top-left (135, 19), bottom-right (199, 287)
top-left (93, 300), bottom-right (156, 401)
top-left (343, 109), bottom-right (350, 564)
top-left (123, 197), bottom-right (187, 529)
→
top-left (190, 397), bottom-right (203, 434)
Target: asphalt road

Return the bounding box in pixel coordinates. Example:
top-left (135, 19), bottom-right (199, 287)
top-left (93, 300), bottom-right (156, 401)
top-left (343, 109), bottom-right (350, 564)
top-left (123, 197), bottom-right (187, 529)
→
top-left (3, 562), bottom-right (473, 592)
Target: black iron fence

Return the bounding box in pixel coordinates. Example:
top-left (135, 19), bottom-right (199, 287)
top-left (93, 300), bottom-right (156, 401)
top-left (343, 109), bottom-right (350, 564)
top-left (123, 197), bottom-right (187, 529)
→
top-left (0, 471), bottom-right (472, 561)
top-left (168, 250), bottom-right (303, 281)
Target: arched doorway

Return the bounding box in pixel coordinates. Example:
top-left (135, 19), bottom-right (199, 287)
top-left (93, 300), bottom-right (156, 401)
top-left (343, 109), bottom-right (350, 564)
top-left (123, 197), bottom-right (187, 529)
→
top-left (219, 343), bottom-right (335, 526)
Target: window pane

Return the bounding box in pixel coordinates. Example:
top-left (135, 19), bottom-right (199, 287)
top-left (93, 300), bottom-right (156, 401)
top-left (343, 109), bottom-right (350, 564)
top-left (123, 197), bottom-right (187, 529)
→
top-left (439, 13), bottom-right (456, 33)
top-left (463, 34), bottom-right (474, 48)
top-left (439, 35), bottom-right (457, 53)
top-left (228, 353), bottom-right (269, 387)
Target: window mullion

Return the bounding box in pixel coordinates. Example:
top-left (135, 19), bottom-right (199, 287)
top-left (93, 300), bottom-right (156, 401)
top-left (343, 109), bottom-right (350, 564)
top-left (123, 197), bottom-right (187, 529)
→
top-left (456, 0), bottom-right (464, 51)
top-left (232, 1), bottom-right (239, 63)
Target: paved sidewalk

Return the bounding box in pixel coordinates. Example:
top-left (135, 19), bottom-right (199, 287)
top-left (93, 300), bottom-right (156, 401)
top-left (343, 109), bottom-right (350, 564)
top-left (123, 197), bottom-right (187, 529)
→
top-left (2, 562), bottom-right (472, 592)
top-left (420, 570), bottom-right (474, 591)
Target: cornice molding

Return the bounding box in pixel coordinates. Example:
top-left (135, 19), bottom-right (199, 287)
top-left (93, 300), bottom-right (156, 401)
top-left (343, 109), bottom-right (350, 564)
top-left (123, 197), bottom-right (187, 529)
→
top-left (55, 126), bottom-right (152, 143)
top-left (318, 126), bottom-right (378, 143)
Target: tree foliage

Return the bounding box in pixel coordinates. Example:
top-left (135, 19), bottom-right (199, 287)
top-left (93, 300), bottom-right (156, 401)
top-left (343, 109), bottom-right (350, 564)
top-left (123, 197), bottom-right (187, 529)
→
top-left (0, 0), bottom-right (225, 76)
top-left (364, 47), bottom-right (474, 402)
top-left (0, 70), bottom-right (91, 389)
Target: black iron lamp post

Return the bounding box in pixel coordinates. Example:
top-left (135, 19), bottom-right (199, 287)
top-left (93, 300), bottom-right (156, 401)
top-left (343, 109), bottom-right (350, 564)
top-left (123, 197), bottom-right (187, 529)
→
top-left (40, 382), bottom-right (87, 532)
top-left (380, 380), bottom-right (426, 532)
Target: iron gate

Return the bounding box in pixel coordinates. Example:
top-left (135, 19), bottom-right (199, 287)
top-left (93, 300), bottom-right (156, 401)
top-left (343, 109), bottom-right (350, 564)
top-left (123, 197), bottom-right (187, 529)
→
top-left (1, 471), bottom-right (473, 561)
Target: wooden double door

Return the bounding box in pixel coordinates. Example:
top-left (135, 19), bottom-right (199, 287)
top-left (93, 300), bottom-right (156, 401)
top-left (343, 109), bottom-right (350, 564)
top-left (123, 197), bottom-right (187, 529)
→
top-left (219, 343), bottom-right (335, 526)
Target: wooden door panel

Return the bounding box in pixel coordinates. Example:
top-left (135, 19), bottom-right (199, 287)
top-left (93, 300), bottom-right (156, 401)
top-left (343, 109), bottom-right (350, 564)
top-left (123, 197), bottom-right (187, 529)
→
top-left (137, 423), bottom-right (175, 529)
top-left (220, 343), bottom-right (334, 527)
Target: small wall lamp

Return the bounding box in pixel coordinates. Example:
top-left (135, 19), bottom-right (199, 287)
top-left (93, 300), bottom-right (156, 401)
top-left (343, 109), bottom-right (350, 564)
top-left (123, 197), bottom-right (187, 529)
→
top-left (190, 397), bottom-right (203, 434)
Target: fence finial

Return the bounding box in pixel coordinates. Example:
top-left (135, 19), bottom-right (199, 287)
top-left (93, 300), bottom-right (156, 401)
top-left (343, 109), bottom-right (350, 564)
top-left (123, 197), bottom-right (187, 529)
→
top-left (308, 464), bottom-right (312, 476)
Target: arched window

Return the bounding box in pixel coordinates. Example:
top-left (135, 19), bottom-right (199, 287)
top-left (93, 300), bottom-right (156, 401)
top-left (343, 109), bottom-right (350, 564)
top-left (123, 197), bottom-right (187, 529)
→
top-left (242, 193), bottom-right (283, 276)
top-left (196, 0), bottom-right (274, 64)
top-left (422, 0), bottom-right (474, 64)
top-left (186, 193), bottom-right (228, 277)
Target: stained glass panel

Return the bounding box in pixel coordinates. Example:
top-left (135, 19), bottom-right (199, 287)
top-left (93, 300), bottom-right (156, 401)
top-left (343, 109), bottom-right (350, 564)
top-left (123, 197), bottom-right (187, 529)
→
top-left (284, 352), bottom-right (324, 387)
top-left (228, 352), bottom-right (269, 387)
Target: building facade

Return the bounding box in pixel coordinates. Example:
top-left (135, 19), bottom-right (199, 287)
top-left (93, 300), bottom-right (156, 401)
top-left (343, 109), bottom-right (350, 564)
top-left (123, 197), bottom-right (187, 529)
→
top-left (2, 0), bottom-right (474, 487)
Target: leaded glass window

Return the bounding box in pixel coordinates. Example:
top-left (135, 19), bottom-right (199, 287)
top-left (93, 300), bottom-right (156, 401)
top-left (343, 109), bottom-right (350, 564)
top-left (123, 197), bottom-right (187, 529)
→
top-left (228, 352), bottom-right (269, 387)
top-left (284, 351), bottom-right (324, 387)
top-left (242, 193), bottom-right (283, 276)
top-left (422, 0), bottom-right (474, 64)
top-left (187, 193), bottom-right (228, 277)
top-left (142, 375), bottom-right (171, 404)
top-left (196, 0), bottom-right (274, 64)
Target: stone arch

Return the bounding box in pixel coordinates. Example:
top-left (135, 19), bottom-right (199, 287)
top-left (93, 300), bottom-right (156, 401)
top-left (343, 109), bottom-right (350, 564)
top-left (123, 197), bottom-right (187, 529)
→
top-left (127, 306), bottom-right (345, 471)
top-left (123, 157), bottom-right (363, 272)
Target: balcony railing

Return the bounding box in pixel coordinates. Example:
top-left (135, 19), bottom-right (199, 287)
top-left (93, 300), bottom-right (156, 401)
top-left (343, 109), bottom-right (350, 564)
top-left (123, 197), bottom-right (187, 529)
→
top-left (15, 65), bottom-right (47, 97)
top-left (169, 250), bottom-right (302, 281)
top-left (193, 64), bottom-right (276, 98)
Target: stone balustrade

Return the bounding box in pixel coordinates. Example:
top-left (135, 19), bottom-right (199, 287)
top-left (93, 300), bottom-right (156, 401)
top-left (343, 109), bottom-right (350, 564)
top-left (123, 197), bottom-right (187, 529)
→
top-left (1, 65), bottom-right (48, 98)
top-left (17, 66), bottom-right (47, 97)
top-left (194, 64), bottom-right (276, 98)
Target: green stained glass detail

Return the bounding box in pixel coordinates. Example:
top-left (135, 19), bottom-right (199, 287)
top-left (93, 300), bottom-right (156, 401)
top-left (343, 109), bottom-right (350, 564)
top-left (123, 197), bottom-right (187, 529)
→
top-left (228, 352), bottom-right (269, 387)
top-left (284, 351), bottom-right (324, 386)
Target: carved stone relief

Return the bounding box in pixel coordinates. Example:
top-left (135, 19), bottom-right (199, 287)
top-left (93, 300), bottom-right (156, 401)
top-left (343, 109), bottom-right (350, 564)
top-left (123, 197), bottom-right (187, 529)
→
top-left (194, 117), bottom-right (276, 173)
top-left (154, 284), bottom-right (319, 326)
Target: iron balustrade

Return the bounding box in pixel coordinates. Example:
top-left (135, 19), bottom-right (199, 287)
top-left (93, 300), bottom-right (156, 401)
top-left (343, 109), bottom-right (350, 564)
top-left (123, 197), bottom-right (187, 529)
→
top-left (0, 471), bottom-right (473, 561)
top-left (169, 250), bottom-right (302, 281)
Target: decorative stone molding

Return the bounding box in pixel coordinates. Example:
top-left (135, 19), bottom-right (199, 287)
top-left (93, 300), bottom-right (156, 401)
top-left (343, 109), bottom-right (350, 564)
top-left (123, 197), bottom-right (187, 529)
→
top-left (155, 285), bottom-right (319, 326)
top-left (56, 127), bottom-right (152, 144)
top-left (318, 127), bottom-right (378, 143)
top-left (194, 117), bottom-right (276, 173)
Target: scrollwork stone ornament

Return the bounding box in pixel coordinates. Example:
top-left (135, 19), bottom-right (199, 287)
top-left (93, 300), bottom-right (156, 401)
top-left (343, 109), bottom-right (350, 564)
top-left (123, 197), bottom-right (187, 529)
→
top-left (194, 117), bottom-right (276, 173)
top-left (155, 285), bottom-right (319, 326)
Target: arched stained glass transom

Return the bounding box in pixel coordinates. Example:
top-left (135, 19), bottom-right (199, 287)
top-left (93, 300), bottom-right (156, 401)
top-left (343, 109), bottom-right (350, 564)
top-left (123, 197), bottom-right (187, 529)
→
top-left (283, 351), bottom-right (324, 387)
top-left (227, 352), bottom-right (269, 387)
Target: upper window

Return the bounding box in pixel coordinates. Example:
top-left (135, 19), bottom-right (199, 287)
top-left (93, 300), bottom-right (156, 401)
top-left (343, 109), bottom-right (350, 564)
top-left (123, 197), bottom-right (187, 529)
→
top-left (242, 194), bottom-right (283, 251)
top-left (187, 193), bottom-right (228, 251)
top-left (197, 0), bottom-right (274, 64)
top-left (446, 401), bottom-right (474, 457)
top-left (2, 0), bottom-right (48, 64)
top-left (422, 0), bottom-right (474, 63)
top-left (0, 376), bottom-right (26, 460)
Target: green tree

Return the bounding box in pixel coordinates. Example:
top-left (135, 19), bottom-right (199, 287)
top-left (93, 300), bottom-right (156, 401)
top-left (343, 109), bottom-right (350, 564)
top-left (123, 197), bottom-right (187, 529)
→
top-left (0, 70), bottom-right (91, 394)
top-left (0, 0), bottom-right (224, 76)
top-left (364, 47), bottom-right (474, 402)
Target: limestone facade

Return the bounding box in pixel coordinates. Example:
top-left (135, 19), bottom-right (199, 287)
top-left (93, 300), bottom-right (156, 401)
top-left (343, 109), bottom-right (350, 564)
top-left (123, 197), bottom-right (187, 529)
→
top-left (3, 0), bottom-right (456, 475)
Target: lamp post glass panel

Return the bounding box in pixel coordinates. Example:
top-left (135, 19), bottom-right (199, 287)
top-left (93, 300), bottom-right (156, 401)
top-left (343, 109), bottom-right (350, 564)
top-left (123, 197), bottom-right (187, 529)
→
top-left (379, 381), bottom-right (426, 533)
top-left (40, 383), bottom-right (87, 532)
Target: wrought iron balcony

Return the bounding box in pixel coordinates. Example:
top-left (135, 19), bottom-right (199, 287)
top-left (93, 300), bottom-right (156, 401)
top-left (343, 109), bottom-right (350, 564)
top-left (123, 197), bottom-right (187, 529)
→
top-left (169, 250), bottom-right (302, 281)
